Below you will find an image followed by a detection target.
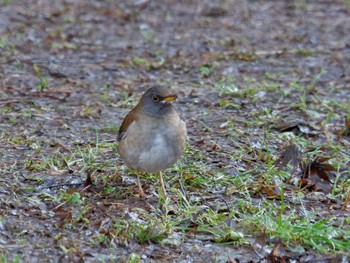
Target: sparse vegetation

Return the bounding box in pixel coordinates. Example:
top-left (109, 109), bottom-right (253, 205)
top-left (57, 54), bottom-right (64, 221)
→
top-left (0, 0), bottom-right (349, 262)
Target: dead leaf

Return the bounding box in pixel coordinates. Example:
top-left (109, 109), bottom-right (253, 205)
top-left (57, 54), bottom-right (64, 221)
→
top-left (256, 178), bottom-right (281, 199)
top-left (84, 172), bottom-right (93, 187)
top-left (302, 157), bottom-right (335, 180)
top-left (66, 188), bottom-right (80, 195)
top-left (274, 143), bottom-right (301, 170)
top-left (342, 190), bottom-right (350, 211)
top-left (298, 178), bottom-right (315, 190)
top-left (272, 119), bottom-right (317, 137)
top-left (267, 238), bottom-right (288, 263)
top-left (54, 207), bottom-right (72, 226)
top-left (299, 157), bottom-right (335, 193)
top-left (338, 116), bottom-right (350, 138)
top-left (200, 4), bottom-right (227, 17)
top-left (261, 185), bottom-right (281, 199)
top-left (226, 257), bottom-right (239, 263)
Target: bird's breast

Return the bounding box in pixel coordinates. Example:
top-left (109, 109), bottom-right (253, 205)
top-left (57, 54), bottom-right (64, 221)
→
top-left (118, 114), bottom-right (186, 173)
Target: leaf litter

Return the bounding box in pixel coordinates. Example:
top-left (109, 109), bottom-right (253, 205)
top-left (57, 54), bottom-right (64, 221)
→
top-left (0, 0), bottom-right (350, 262)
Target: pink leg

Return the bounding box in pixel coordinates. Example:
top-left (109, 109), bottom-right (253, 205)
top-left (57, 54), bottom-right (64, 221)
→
top-left (159, 171), bottom-right (167, 196)
top-left (137, 171), bottom-right (147, 198)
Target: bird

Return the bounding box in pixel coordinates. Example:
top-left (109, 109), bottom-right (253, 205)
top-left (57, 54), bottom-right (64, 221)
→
top-left (117, 87), bottom-right (187, 197)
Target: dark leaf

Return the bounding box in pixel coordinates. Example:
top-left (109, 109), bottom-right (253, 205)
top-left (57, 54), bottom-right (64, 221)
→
top-left (342, 191), bottom-right (350, 211)
top-left (272, 119), bottom-right (317, 136)
top-left (300, 157), bottom-right (335, 193)
top-left (54, 207), bottom-right (72, 226)
top-left (200, 5), bottom-right (227, 17)
top-left (274, 143), bottom-right (301, 170)
top-left (340, 116), bottom-right (350, 137)
top-left (302, 157), bottom-right (335, 180)
top-left (84, 172), bottom-right (93, 187)
top-left (298, 178), bottom-right (314, 189)
top-left (226, 257), bottom-right (239, 263)
top-left (273, 120), bottom-right (300, 132)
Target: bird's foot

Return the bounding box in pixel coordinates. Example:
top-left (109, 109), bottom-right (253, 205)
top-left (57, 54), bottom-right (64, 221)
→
top-left (136, 188), bottom-right (150, 198)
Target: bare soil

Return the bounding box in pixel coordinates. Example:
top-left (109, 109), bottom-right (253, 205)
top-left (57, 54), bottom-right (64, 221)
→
top-left (0, 0), bottom-right (349, 262)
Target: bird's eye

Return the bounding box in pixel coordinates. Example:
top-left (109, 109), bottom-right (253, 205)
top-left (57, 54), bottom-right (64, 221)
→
top-left (152, 95), bottom-right (159, 101)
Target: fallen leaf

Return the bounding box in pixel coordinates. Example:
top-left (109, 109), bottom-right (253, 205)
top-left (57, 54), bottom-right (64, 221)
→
top-left (274, 143), bottom-right (301, 170)
top-left (299, 157), bottom-right (335, 192)
top-left (66, 188), bottom-right (80, 195)
top-left (54, 207), bottom-right (72, 226)
top-left (84, 172), bottom-right (93, 187)
top-left (342, 190), bottom-right (350, 211)
top-left (256, 178), bottom-right (281, 199)
top-left (338, 116), bottom-right (350, 138)
top-left (267, 238), bottom-right (288, 263)
top-left (272, 119), bottom-right (318, 136)
top-left (261, 185), bottom-right (281, 199)
top-left (302, 157), bottom-right (335, 180)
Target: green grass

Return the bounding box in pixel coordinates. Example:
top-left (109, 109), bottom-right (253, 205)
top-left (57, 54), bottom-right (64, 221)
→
top-left (3, 65), bottom-right (348, 257)
top-left (0, 1), bottom-right (348, 260)
top-left (33, 64), bottom-right (49, 91)
top-left (343, 0), bottom-right (350, 8)
top-left (241, 197), bottom-right (350, 253)
top-left (140, 25), bottom-right (156, 43)
top-left (0, 254), bottom-right (22, 263)
top-left (161, 73), bottom-right (350, 254)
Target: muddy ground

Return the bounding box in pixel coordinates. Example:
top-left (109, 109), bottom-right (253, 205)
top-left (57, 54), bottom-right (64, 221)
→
top-left (0, 0), bottom-right (349, 262)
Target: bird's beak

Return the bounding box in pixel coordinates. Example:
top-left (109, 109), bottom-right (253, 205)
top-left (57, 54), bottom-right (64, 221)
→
top-left (162, 95), bottom-right (177, 103)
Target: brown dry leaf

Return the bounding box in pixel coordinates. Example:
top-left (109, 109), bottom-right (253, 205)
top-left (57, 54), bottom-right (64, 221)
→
top-left (54, 207), bottom-right (72, 225)
top-left (338, 116), bottom-right (350, 138)
top-left (302, 157), bottom-right (335, 180)
top-left (274, 143), bottom-right (301, 170)
top-left (267, 239), bottom-right (288, 263)
top-left (298, 178), bottom-right (316, 191)
top-left (66, 188), bottom-right (80, 195)
top-left (257, 178), bottom-right (281, 199)
top-left (300, 157), bottom-right (335, 193)
top-left (273, 119), bottom-right (317, 136)
top-left (261, 186), bottom-right (281, 199)
top-left (342, 190), bottom-right (350, 211)
top-left (84, 172), bottom-right (93, 187)
top-left (345, 117), bottom-right (350, 130)
top-left (226, 257), bottom-right (239, 263)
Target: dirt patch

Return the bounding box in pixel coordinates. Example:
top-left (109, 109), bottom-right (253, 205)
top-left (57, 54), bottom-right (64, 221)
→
top-left (1, 0), bottom-right (349, 262)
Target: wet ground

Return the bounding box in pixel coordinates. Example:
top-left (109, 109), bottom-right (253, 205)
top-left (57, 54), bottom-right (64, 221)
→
top-left (0, 0), bottom-right (350, 262)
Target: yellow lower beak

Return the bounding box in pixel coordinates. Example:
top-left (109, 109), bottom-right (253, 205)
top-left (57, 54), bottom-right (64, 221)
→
top-left (163, 95), bottom-right (177, 102)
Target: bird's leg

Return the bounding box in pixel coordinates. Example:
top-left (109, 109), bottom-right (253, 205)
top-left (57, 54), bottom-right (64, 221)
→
top-left (136, 171), bottom-right (147, 198)
top-left (159, 171), bottom-right (167, 196)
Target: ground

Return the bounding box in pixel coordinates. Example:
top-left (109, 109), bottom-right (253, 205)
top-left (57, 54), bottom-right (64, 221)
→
top-left (0, 0), bottom-right (350, 262)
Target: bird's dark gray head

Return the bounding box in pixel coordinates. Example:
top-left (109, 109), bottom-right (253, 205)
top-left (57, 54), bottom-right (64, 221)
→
top-left (139, 87), bottom-right (177, 117)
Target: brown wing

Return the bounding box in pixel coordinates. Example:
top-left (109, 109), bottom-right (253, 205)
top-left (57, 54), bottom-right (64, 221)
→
top-left (117, 104), bottom-right (140, 141)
